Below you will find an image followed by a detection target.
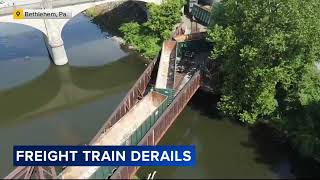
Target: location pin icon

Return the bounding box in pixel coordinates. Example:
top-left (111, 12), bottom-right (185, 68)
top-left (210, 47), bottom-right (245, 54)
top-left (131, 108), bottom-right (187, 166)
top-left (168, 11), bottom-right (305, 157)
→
top-left (16, 11), bottom-right (20, 16)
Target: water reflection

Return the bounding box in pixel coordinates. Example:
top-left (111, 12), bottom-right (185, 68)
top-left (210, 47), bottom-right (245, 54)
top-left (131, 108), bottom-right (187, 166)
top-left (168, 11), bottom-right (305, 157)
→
top-left (0, 13), bottom-right (146, 177)
top-left (0, 57), bottom-right (50, 90)
top-left (0, 23), bottom-right (49, 60)
top-left (63, 14), bottom-right (127, 67)
top-left (0, 56), bottom-right (145, 127)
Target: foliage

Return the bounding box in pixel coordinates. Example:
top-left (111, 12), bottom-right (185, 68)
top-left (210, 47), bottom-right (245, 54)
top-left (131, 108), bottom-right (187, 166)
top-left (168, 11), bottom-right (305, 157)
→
top-left (120, 0), bottom-right (185, 59)
top-left (288, 67), bottom-right (320, 158)
top-left (120, 22), bottom-right (161, 59)
top-left (85, 8), bottom-right (98, 18)
top-left (207, 0), bottom-right (320, 158)
top-left (289, 102), bottom-right (320, 159)
top-left (144, 0), bottom-right (185, 40)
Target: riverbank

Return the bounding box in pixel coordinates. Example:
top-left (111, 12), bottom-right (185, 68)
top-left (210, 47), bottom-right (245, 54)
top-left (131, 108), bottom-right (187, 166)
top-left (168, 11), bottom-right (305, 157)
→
top-left (84, 1), bottom-right (149, 58)
top-left (84, 1), bottom-right (147, 35)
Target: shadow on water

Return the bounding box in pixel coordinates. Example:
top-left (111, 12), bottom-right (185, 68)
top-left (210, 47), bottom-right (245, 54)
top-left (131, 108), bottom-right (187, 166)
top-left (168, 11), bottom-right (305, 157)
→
top-left (0, 65), bottom-right (61, 125)
top-left (187, 89), bottom-right (240, 124)
top-left (242, 122), bottom-right (320, 178)
top-left (138, 89), bottom-right (320, 178)
top-left (70, 53), bottom-right (146, 91)
top-left (190, 90), bottom-right (320, 178)
top-left (0, 9), bottom-right (150, 177)
top-left (187, 90), bottom-right (220, 119)
top-left (0, 56), bottom-right (146, 127)
top-left (189, 91), bottom-right (292, 170)
top-left (89, 1), bottom-right (148, 36)
top-left (240, 122), bottom-right (295, 178)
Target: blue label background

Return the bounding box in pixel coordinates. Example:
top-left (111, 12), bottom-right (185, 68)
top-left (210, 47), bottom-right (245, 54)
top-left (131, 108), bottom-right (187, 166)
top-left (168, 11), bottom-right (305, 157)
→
top-left (14, 145), bottom-right (196, 167)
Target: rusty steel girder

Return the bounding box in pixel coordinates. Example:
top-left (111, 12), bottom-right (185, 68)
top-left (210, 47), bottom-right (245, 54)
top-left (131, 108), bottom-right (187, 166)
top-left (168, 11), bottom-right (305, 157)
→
top-left (4, 166), bottom-right (57, 179)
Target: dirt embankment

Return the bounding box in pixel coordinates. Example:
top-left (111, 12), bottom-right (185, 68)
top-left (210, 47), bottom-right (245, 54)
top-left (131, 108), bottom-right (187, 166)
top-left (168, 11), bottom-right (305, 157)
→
top-left (85, 1), bottom-right (148, 35)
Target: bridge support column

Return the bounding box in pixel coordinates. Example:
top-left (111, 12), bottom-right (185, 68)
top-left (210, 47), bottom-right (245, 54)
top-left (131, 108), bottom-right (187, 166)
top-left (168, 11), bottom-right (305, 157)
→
top-left (43, 20), bottom-right (68, 66)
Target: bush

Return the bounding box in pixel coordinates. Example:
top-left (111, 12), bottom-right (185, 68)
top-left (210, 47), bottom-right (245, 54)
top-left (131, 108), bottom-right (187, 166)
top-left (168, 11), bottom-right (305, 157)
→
top-left (120, 0), bottom-right (185, 59)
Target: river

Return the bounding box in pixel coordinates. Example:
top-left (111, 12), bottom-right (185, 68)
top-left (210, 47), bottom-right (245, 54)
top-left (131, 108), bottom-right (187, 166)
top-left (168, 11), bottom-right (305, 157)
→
top-left (0, 12), bottom-right (319, 179)
top-left (138, 91), bottom-right (320, 179)
top-left (0, 14), bottom-right (146, 177)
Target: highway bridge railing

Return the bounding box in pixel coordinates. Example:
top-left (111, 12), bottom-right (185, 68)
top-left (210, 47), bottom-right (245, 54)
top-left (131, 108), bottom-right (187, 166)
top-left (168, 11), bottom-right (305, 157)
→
top-left (0, 3), bottom-right (42, 15)
top-left (0, 0), bottom-right (119, 16)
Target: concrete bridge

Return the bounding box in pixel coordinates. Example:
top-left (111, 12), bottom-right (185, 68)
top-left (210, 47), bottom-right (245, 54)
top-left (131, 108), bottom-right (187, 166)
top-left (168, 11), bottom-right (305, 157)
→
top-left (0, 0), bottom-right (162, 65)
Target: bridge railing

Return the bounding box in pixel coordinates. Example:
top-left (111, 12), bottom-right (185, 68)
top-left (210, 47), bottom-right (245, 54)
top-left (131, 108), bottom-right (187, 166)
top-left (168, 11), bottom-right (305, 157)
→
top-left (111, 70), bottom-right (201, 179)
top-left (51, 0), bottom-right (98, 8)
top-left (0, 0), bottom-right (112, 15)
top-left (90, 56), bottom-right (159, 145)
top-left (4, 166), bottom-right (57, 179)
top-left (88, 90), bottom-right (170, 179)
top-left (0, 3), bottom-right (42, 15)
top-left (191, 4), bottom-right (212, 25)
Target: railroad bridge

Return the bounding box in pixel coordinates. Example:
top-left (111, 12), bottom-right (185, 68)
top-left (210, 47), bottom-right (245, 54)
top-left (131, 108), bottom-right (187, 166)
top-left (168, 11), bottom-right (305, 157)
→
top-left (4, 22), bottom-right (213, 179)
top-left (0, 0), bottom-right (162, 65)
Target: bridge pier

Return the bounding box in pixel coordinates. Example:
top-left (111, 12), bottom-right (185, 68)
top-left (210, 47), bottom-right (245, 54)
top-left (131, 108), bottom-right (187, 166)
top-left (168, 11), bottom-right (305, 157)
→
top-left (43, 20), bottom-right (68, 66)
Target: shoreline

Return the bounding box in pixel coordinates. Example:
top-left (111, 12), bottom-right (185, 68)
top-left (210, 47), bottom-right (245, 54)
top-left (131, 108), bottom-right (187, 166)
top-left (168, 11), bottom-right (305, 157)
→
top-left (83, 1), bottom-right (151, 61)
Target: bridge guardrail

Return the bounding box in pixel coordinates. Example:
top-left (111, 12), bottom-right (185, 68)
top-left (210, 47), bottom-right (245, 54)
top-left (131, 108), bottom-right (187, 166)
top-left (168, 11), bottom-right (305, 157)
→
top-left (91, 71), bottom-right (201, 179)
top-left (111, 70), bottom-right (201, 179)
top-left (89, 90), bottom-right (170, 179)
top-left (191, 4), bottom-right (212, 25)
top-left (51, 0), bottom-right (95, 8)
top-left (90, 56), bottom-right (159, 145)
top-left (51, 0), bottom-right (120, 9)
top-left (0, 3), bottom-right (42, 15)
top-left (0, 0), bottom-right (110, 16)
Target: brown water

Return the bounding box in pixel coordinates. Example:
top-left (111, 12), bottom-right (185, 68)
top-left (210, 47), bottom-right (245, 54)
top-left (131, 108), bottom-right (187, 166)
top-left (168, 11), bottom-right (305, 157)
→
top-left (1, 10), bottom-right (319, 179)
top-left (0, 14), bottom-right (146, 177)
top-left (138, 91), bottom-right (320, 179)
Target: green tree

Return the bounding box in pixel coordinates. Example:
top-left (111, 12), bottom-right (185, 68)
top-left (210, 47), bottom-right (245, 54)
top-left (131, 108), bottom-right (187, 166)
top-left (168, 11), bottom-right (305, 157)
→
top-left (207, 0), bottom-right (320, 158)
top-left (120, 0), bottom-right (185, 59)
top-left (288, 66), bottom-right (320, 158)
top-left (119, 22), bottom-right (141, 45)
top-left (144, 0), bottom-right (185, 39)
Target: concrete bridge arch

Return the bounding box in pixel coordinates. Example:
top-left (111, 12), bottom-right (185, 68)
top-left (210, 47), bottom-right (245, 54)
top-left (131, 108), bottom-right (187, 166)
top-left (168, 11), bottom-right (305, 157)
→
top-left (0, 0), bottom-right (162, 65)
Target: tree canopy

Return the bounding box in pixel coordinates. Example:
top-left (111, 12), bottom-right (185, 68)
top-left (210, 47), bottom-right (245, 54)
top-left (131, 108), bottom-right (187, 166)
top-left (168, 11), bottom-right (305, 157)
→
top-left (120, 0), bottom-right (185, 59)
top-left (207, 0), bottom-right (320, 158)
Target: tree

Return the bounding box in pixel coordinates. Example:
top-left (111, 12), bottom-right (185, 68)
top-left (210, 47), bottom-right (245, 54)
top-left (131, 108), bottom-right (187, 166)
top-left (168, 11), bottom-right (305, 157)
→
top-left (120, 0), bottom-right (185, 59)
top-left (288, 66), bottom-right (320, 158)
top-left (207, 0), bottom-right (320, 158)
top-left (144, 0), bottom-right (185, 40)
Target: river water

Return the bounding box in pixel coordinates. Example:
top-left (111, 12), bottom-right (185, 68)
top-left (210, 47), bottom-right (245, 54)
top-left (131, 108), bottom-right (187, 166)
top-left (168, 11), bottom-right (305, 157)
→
top-left (0, 14), bottom-right (146, 177)
top-left (0, 12), bottom-right (319, 179)
top-left (138, 91), bottom-right (320, 179)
